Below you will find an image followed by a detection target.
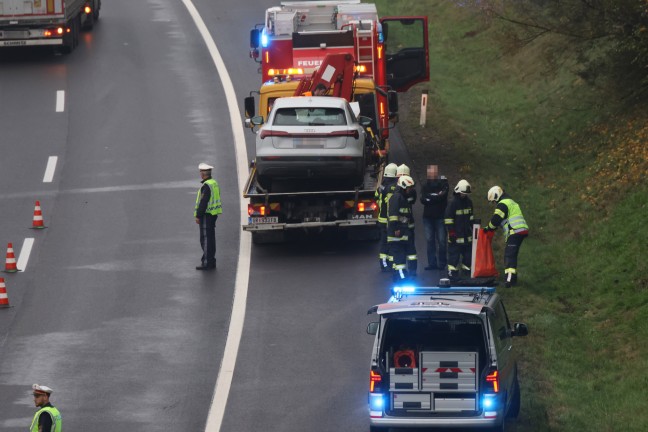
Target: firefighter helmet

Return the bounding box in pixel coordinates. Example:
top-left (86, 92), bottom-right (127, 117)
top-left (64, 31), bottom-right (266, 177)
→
top-left (488, 186), bottom-right (503, 203)
top-left (454, 179), bottom-right (472, 194)
top-left (396, 164), bottom-right (410, 176)
top-left (398, 175), bottom-right (415, 189)
top-left (384, 163), bottom-right (398, 178)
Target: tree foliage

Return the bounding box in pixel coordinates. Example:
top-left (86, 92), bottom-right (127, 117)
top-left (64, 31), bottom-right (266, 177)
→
top-left (473, 0), bottom-right (648, 98)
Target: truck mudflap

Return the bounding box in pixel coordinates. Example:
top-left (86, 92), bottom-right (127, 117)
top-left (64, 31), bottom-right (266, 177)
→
top-left (388, 351), bottom-right (479, 413)
top-left (242, 217), bottom-right (378, 231)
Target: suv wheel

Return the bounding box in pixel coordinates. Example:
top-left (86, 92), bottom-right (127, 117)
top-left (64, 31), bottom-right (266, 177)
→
top-left (507, 376), bottom-right (521, 419)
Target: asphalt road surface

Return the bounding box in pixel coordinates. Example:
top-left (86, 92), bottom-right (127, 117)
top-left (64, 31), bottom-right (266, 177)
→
top-left (0, 1), bottom-right (444, 431)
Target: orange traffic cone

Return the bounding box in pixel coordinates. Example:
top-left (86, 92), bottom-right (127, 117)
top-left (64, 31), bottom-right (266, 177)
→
top-left (4, 243), bottom-right (18, 273)
top-left (30, 201), bottom-right (46, 229)
top-left (0, 278), bottom-right (9, 308)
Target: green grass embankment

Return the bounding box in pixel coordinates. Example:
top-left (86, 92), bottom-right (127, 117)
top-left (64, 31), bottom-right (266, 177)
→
top-left (374, 1), bottom-right (648, 430)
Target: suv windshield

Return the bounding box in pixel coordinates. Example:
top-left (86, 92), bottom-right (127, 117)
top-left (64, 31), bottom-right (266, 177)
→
top-left (273, 108), bottom-right (347, 126)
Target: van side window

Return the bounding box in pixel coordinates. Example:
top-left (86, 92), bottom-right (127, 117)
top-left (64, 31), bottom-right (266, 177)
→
top-left (490, 302), bottom-right (511, 352)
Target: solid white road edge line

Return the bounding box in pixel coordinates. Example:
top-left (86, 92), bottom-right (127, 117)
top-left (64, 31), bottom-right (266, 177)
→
top-left (43, 156), bottom-right (58, 183)
top-left (17, 238), bottom-right (35, 272)
top-left (56, 90), bottom-right (65, 112)
top-left (179, 1), bottom-right (252, 432)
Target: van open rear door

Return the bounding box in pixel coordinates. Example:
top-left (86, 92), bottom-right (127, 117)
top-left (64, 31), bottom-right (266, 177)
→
top-left (379, 16), bottom-right (430, 92)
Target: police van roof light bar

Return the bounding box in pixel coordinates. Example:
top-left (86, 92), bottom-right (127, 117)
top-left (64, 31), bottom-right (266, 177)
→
top-left (391, 285), bottom-right (496, 298)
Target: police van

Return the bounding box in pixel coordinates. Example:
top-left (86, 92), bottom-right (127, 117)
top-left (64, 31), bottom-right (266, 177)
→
top-left (366, 285), bottom-right (529, 431)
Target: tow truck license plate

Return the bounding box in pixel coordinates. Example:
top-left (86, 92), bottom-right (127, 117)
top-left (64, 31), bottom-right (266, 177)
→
top-left (250, 217), bottom-right (278, 224)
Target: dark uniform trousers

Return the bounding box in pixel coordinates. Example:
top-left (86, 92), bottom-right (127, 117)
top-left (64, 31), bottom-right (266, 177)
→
top-left (505, 233), bottom-right (526, 283)
top-left (199, 214), bottom-right (218, 268)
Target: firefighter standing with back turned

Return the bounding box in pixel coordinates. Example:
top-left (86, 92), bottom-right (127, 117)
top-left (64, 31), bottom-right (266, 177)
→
top-left (484, 186), bottom-right (529, 287)
top-left (195, 163), bottom-right (222, 270)
top-left (376, 163), bottom-right (399, 271)
top-left (445, 179), bottom-right (474, 279)
top-left (388, 175), bottom-right (416, 282)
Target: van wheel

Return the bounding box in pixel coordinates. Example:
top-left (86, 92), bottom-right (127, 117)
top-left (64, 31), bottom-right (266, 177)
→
top-left (507, 376), bottom-right (521, 419)
top-left (490, 420), bottom-right (506, 432)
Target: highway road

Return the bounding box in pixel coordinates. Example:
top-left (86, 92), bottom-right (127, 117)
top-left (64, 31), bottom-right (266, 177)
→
top-left (0, 1), bottom-right (441, 431)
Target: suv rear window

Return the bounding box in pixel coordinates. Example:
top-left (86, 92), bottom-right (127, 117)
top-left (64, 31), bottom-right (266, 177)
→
top-left (381, 314), bottom-right (488, 370)
top-left (273, 108), bottom-right (347, 126)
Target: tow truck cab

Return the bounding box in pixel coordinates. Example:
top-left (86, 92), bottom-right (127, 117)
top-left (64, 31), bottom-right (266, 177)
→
top-left (366, 286), bottom-right (528, 431)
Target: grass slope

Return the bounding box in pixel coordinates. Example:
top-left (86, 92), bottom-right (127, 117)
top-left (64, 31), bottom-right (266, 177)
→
top-left (373, 1), bottom-right (648, 430)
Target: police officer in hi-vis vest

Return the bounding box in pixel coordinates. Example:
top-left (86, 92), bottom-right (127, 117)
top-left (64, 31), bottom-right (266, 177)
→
top-left (195, 163), bottom-right (223, 270)
top-left (484, 186), bottom-right (529, 287)
top-left (30, 384), bottom-right (62, 432)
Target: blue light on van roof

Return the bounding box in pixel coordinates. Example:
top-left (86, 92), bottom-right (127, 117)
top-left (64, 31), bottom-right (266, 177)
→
top-left (391, 285), bottom-right (496, 299)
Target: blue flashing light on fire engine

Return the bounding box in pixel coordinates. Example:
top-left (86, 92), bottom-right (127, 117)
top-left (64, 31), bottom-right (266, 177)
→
top-left (261, 30), bottom-right (269, 48)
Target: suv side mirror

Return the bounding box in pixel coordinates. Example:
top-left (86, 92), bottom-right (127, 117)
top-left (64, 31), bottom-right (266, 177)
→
top-left (358, 116), bottom-right (372, 128)
top-left (250, 116), bottom-right (264, 126)
top-left (512, 322), bottom-right (529, 337)
top-left (367, 321), bottom-right (379, 335)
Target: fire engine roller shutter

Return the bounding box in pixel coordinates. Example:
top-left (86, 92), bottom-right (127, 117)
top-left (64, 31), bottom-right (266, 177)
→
top-left (292, 31), bottom-right (354, 48)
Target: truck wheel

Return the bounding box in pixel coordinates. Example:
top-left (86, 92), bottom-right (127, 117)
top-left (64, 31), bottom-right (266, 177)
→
top-left (507, 376), bottom-right (521, 419)
top-left (94, 0), bottom-right (101, 20)
top-left (61, 19), bottom-right (76, 54)
top-left (83, 11), bottom-right (94, 30)
top-left (369, 426), bottom-right (389, 432)
top-left (347, 226), bottom-right (380, 241)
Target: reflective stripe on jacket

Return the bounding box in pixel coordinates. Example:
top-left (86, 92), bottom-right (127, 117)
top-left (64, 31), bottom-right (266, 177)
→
top-left (444, 194), bottom-right (474, 243)
top-left (488, 195), bottom-right (528, 239)
top-left (30, 406), bottom-right (62, 432)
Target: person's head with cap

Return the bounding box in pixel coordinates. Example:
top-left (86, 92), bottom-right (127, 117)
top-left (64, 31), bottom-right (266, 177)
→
top-left (199, 163), bottom-right (213, 180)
top-left (32, 384), bottom-right (53, 407)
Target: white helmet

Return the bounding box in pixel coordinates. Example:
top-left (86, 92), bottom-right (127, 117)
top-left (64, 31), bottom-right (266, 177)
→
top-left (384, 163), bottom-right (398, 178)
top-left (396, 164), bottom-right (410, 176)
top-left (454, 179), bottom-right (472, 194)
top-left (488, 185), bottom-right (503, 203)
top-left (398, 175), bottom-right (415, 190)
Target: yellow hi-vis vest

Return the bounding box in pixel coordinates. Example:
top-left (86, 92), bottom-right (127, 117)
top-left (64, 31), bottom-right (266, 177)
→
top-left (194, 178), bottom-right (223, 217)
top-left (499, 198), bottom-right (528, 239)
top-left (30, 406), bottom-right (62, 432)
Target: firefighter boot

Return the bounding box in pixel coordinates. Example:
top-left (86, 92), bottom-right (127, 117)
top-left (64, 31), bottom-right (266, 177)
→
top-left (393, 267), bottom-right (409, 283)
top-left (379, 257), bottom-right (390, 272)
top-left (505, 269), bottom-right (518, 288)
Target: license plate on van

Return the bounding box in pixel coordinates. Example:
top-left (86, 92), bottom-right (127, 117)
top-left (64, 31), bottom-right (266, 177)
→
top-left (250, 217), bottom-right (278, 224)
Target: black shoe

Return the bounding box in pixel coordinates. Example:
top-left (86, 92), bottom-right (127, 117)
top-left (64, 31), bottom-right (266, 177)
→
top-left (424, 265), bottom-right (438, 270)
top-left (196, 265), bottom-right (216, 271)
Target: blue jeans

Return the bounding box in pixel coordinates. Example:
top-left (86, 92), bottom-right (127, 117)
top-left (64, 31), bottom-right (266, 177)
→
top-left (423, 218), bottom-right (447, 268)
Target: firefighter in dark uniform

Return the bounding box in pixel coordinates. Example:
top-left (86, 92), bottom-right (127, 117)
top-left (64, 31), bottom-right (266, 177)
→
top-left (376, 163), bottom-right (399, 271)
top-left (195, 163), bottom-right (222, 270)
top-left (444, 179), bottom-right (474, 279)
top-left (30, 384), bottom-right (62, 432)
top-left (388, 175), bottom-right (416, 282)
top-left (397, 164), bottom-right (418, 276)
top-left (484, 186), bottom-right (529, 287)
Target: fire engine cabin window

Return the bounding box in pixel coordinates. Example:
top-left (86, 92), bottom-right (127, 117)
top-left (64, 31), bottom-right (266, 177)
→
top-left (380, 314), bottom-right (487, 371)
top-left (273, 108), bottom-right (347, 126)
